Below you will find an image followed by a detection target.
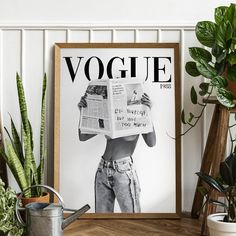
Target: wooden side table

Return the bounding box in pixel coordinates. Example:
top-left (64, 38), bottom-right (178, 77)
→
top-left (191, 97), bottom-right (236, 235)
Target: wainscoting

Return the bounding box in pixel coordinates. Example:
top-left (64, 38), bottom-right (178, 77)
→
top-left (0, 24), bottom-right (206, 212)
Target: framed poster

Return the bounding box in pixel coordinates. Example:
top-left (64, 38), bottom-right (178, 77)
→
top-left (54, 43), bottom-right (181, 218)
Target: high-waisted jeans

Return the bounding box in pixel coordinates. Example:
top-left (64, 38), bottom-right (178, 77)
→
top-left (95, 156), bottom-right (141, 213)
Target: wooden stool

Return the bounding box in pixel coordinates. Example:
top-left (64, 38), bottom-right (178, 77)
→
top-left (191, 97), bottom-right (236, 235)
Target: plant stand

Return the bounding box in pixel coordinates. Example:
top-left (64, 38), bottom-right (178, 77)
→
top-left (191, 97), bottom-right (236, 235)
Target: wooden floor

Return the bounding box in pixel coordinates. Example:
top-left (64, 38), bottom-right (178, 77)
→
top-left (64, 216), bottom-right (202, 236)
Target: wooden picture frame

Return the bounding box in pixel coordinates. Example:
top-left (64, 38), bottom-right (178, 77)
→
top-left (54, 43), bottom-right (181, 218)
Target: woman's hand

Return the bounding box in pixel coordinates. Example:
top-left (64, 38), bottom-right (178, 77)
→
top-left (141, 93), bottom-right (152, 109)
top-left (78, 94), bottom-right (87, 110)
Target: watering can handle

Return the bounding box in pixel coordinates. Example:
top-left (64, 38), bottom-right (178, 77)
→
top-left (15, 184), bottom-right (65, 227)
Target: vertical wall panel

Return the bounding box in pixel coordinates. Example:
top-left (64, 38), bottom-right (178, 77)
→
top-left (45, 30), bottom-right (67, 186)
top-left (92, 30), bottom-right (113, 42)
top-left (138, 30), bottom-right (158, 42)
top-left (160, 30), bottom-right (181, 42)
top-left (115, 29), bottom-right (135, 42)
top-left (69, 30), bottom-right (90, 43)
top-left (181, 30), bottom-right (203, 211)
top-left (1, 30), bottom-right (22, 191)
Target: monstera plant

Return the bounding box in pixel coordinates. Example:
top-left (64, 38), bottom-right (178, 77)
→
top-left (0, 73), bottom-right (47, 198)
top-left (182, 3), bottom-right (236, 134)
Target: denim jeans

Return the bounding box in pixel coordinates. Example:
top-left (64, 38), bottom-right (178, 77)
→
top-left (95, 156), bottom-right (141, 213)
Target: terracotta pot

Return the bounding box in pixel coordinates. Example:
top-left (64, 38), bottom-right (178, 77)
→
top-left (20, 192), bottom-right (50, 206)
top-left (207, 213), bottom-right (236, 236)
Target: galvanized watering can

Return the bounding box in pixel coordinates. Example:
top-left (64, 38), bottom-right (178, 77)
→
top-left (16, 185), bottom-right (90, 236)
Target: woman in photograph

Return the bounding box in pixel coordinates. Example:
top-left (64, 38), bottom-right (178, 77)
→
top-left (78, 92), bottom-right (156, 213)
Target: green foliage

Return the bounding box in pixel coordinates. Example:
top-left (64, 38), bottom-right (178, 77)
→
top-left (182, 3), bottom-right (236, 136)
top-left (0, 178), bottom-right (24, 236)
top-left (0, 73), bottom-right (47, 198)
top-left (196, 153), bottom-right (236, 222)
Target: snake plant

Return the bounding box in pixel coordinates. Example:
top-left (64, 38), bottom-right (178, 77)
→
top-left (0, 73), bottom-right (47, 198)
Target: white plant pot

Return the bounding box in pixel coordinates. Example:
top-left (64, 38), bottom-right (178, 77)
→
top-left (207, 213), bottom-right (236, 236)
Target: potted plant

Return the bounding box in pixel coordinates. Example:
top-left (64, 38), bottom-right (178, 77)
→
top-left (181, 3), bottom-right (236, 135)
top-left (0, 177), bottom-right (23, 236)
top-left (0, 73), bottom-right (47, 202)
top-left (196, 153), bottom-right (236, 235)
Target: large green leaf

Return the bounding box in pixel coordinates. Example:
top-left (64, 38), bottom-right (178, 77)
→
top-left (211, 75), bottom-right (227, 88)
top-left (196, 172), bottom-right (225, 193)
top-left (196, 60), bottom-right (218, 79)
top-left (216, 21), bottom-right (233, 48)
top-left (185, 61), bottom-right (200, 77)
top-left (189, 47), bottom-right (212, 62)
top-left (215, 6), bottom-right (228, 25)
top-left (216, 87), bottom-right (234, 108)
top-left (190, 86), bottom-right (198, 104)
top-left (224, 3), bottom-right (236, 28)
top-left (196, 21), bottom-right (217, 47)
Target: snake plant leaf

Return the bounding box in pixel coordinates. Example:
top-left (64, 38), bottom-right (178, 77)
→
top-left (185, 61), bottom-right (200, 77)
top-left (16, 73), bottom-right (30, 136)
top-left (9, 118), bottom-right (24, 165)
top-left (215, 6), bottom-right (228, 25)
top-left (190, 86), bottom-right (198, 104)
top-left (38, 73), bottom-right (47, 185)
top-left (196, 21), bottom-right (217, 47)
top-left (196, 60), bottom-right (218, 79)
top-left (22, 124), bottom-right (32, 189)
top-left (196, 172), bottom-right (225, 193)
top-left (215, 21), bottom-right (233, 48)
top-left (227, 64), bottom-right (236, 82)
top-left (216, 87), bottom-right (234, 108)
top-left (28, 119), bottom-right (34, 151)
top-left (181, 109), bottom-right (186, 124)
top-left (189, 47), bottom-right (212, 62)
top-left (4, 141), bottom-right (29, 197)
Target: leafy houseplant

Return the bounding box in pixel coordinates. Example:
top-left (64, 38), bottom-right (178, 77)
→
top-left (0, 178), bottom-right (23, 236)
top-left (0, 73), bottom-right (47, 198)
top-left (196, 154), bottom-right (236, 234)
top-left (182, 3), bottom-right (236, 135)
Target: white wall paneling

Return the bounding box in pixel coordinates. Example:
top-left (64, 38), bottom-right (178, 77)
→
top-left (0, 24), bottom-right (209, 212)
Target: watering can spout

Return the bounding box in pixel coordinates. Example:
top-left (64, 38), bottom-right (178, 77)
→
top-left (62, 204), bottom-right (90, 230)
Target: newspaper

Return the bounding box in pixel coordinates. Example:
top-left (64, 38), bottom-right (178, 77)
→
top-left (79, 78), bottom-right (153, 138)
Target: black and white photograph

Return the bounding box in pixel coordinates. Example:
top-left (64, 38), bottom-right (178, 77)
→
top-left (54, 43), bottom-right (181, 218)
